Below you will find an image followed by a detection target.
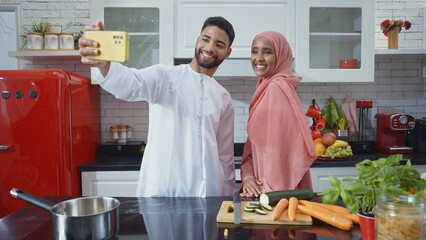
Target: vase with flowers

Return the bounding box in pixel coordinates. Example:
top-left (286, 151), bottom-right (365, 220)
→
top-left (380, 18), bottom-right (411, 49)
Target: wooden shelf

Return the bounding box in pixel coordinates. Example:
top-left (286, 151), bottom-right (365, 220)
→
top-left (8, 50), bottom-right (80, 61)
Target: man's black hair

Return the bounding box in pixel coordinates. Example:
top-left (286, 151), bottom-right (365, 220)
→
top-left (201, 16), bottom-right (235, 47)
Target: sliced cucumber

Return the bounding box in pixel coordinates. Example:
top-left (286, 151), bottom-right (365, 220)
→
top-left (255, 208), bottom-right (267, 215)
top-left (249, 202), bottom-right (261, 207)
top-left (259, 189), bottom-right (314, 206)
top-left (260, 202), bottom-right (273, 211)
top-left (244, 207), bottom-right (256, 212)
top-left (245, 205), bottom-right (259, 210)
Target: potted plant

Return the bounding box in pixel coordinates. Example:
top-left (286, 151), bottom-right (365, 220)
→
top-left (319, 154), bottom-right (426, 239)
top-left (21, 20), bottom-right (53, 49)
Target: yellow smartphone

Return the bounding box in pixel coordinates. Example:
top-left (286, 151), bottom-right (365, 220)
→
top-left (84, 31), bottom-right (129, 62)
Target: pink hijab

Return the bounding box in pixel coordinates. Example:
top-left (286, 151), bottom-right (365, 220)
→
top-left (246, 31), bottom-right (316, 190)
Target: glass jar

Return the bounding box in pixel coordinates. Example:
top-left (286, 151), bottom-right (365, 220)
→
top-left (110, 125), bottom-right (119, 140)
top-left (117, 125), bottom-right (127, 144)
top-left (125, 125), bottom-right (133, 139)
top-left (375, 193), bottom-right (426, 240)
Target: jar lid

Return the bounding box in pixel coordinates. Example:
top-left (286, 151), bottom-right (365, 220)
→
top-left (45, 32), bottom-right (59, 35)
top-left (60, 32), bottom-right (74, 35)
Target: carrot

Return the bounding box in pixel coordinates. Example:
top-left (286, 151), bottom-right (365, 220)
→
top-left (271, 198), bottom-right (289, 221)
top-left (288, 197), bottom-right (298, 221)
top-left (299, 200), bottom-right (351, 215)
top-left (270, 228), bottom-right (280, 239)
top-left (297, 204), bottom-right (353, 231)
top-left (288, 229), bottom-right (296, 239)
top-left (342, 213), bottom-right (360, 224)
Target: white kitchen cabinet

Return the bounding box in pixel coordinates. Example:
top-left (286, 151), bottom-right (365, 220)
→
top-left (295, 0), bottom-right (374, 82)
top-left (82, 171), bottom-right (139, 197)
top-left (310, 164), bottom-right (426, 193)
top-left (90, 0), bottom-right (173, 83)
top-left (82, 169), bottom-right (241, 196)
top-left (174, 0), bottom-right (295, 59)
top-left (310, 167), bottom-right (359, 193)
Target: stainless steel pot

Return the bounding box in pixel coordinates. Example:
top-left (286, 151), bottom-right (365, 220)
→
top-left (10, 188), bottom-right (120, 240)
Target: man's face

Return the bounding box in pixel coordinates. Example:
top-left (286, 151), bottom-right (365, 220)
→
top-left (194, 26), bottom-right (232, 69)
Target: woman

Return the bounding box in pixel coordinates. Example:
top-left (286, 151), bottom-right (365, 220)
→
top-left (240, 31), bottom-right (317, 197)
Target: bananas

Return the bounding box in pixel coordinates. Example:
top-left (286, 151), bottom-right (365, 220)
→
top-left (330, 140), bottom-right (349, 149)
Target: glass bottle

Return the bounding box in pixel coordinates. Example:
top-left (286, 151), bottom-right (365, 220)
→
top-left (375, 193), bottom-right (426, 240)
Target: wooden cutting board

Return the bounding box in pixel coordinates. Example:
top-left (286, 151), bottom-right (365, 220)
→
top-left (216, 201), bottom-right (312, 225)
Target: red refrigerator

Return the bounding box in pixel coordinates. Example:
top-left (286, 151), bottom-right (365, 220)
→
top-left (0, 69), bottom-right (100, 217)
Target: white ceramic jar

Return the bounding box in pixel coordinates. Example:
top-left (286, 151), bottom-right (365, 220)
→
top-left (27, 32), bottom-right (43, 50)
top-left (59, 32), bottom-right (75, 50)
top-left (44, 32), bottom-right (59, 50)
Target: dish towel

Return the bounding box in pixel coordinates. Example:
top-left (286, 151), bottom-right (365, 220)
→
top-left (341, 96), bottom-right (358, 134)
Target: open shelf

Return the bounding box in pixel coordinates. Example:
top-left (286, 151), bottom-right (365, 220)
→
top-left (374, 48), bottom-right (426, 56)
top-left (8, 50), bottom-right (80, 61)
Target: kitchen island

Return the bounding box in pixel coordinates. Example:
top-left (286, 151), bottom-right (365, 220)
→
top-left (0, 196), bottom-right (362, 240)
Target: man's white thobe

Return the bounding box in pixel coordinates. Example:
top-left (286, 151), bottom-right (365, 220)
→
top-left (92, 63), bottom-right (236, 197)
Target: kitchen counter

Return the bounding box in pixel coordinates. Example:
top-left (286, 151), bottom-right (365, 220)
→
top-left (78, 152), bottom-right (426, 172)
top-left (0, 196), bottom-right (362, 240)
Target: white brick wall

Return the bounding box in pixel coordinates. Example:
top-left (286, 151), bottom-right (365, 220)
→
top-left (8, 0), bottom-right (426, 143)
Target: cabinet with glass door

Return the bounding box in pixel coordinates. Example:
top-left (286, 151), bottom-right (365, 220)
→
top-left (90, 0), bottom-right (173, 83)
top-left (295, 0), bottom-right (374, 82)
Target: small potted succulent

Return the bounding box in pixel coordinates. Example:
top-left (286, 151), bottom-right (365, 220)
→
top-left (319, 154), bottom-right (426, 239)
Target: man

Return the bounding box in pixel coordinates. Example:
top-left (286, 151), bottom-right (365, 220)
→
top-left (79, 16), bottom-right (236, 197)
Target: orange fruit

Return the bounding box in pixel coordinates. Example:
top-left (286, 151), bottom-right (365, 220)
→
top-left (314, 142), bottom-right (327, 156)
top-left (313, 138), bottom-right (322, 144)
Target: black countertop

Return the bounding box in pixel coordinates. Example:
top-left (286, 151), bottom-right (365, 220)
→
top-left (78, 152), bottom-right (426, 172)
top-left (0, 196), bottom-right (362, 240)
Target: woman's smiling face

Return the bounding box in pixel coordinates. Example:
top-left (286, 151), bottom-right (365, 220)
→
top-left (250, 37), bottom-right (276, 78)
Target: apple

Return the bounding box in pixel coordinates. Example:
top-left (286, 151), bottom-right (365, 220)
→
top-left (321, 132), bottom-right (337, 146)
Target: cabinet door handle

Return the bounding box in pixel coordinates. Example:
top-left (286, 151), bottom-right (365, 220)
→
top-left (0, 145), bottom-right (11, 151)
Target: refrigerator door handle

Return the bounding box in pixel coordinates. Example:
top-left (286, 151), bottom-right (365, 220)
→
top-left (0, 145), bottom-right (11, 151)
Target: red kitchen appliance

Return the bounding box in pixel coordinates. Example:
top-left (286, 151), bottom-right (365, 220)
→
top-left (0, 70), bottom-right (100, 217)
top-left (375, 113), bottom-right (415, 154)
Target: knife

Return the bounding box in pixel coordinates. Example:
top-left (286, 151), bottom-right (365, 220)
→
top-left (233, 189), bottom-right (242, 224)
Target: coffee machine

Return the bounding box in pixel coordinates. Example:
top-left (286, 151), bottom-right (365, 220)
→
top-left (375, 113), bottom-right (415, 154)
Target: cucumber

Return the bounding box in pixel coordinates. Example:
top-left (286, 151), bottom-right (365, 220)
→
top-left (259, 189), bottom-right (314, 206)
top-left (255, 208), bottom-right (267, 215)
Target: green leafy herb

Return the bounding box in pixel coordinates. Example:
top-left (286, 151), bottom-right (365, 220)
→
top-left (318, 154), bottom-right (426, 214)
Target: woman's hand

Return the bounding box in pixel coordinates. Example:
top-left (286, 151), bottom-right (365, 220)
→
top-left (240, 178), bottom-right (264, 197)
top-left (78, 21), bottom-right (110, 75)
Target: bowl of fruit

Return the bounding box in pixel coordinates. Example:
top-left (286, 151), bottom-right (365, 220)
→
top-left (314, 132), bottom-right (353, 160)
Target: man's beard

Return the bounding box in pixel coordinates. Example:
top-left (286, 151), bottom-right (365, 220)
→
top-left (195, 49), bottom-right (224, 69)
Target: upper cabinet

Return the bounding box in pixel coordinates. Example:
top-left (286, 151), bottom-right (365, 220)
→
top-left (174, 0), bottom-right (296, 59)
top-left (294, 0), bottom-right (375, 82)
top-left (90, 0), bottom-right (173, 68)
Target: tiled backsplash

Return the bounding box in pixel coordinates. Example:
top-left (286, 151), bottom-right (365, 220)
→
top-left (98, 55), bottom-right (426, 143)
top-left (14, 0), bottom-right (426, 143)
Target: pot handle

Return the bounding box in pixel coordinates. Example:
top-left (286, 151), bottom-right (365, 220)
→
top-left (10, 188), bottom-right (55, 212)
